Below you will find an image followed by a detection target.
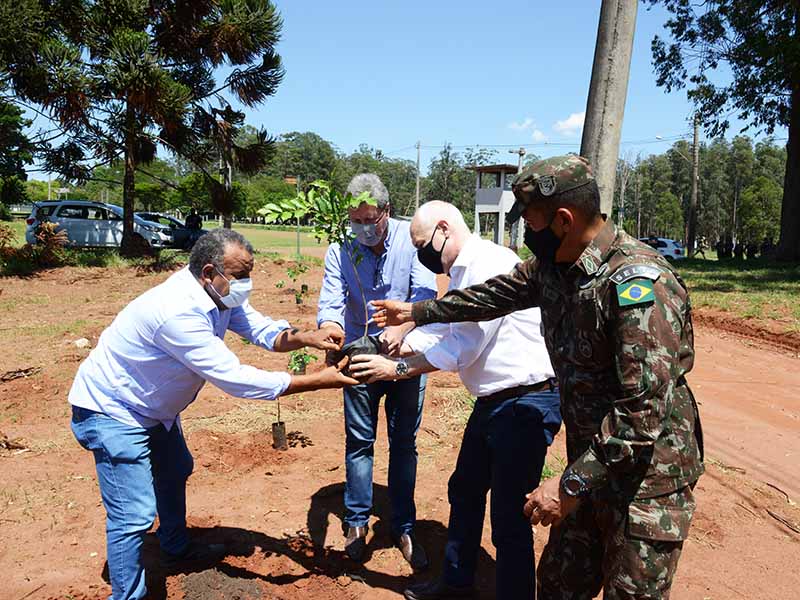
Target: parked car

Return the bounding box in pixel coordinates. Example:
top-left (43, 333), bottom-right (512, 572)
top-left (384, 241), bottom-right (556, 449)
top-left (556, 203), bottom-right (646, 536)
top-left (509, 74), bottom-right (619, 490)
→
top-left (25, 201), bottom-right (173, 249)
top-left (639, 236), bottom-right (685, 260)
top-left (135, 212), bottom-right (206, 249)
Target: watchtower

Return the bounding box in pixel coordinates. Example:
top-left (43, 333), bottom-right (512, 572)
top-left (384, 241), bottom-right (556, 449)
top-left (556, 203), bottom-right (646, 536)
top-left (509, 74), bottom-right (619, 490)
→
top-left (470, 164), bottom-right (521, 247)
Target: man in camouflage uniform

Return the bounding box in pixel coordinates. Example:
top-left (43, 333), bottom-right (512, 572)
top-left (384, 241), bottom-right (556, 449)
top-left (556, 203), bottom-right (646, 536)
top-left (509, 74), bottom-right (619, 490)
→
top-left (372, 155), bottom-right (704, 599)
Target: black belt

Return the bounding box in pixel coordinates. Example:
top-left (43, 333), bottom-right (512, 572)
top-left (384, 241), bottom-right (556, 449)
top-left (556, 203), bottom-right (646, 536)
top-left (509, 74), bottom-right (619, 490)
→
top-left (477, 378), bottom-right (557, 404)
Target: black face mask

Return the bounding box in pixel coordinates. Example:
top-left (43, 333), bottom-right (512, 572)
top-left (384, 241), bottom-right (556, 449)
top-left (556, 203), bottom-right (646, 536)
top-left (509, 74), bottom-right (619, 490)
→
top-left (524, 218), bottom-right (563, 264)
top-left (417, 226), bottom-right (447, 274)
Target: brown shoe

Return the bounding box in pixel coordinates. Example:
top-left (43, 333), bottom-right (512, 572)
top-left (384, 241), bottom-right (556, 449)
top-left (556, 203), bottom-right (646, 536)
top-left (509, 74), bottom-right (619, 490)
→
top-left (396, 532), bottom-right (429, 571)
top-left (345, 525), bottom-right (368, 562)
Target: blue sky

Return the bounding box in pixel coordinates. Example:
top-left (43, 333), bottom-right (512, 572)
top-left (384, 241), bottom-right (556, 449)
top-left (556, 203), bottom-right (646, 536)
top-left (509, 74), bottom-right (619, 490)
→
top-left (23, 1), bottom-right (787, 180)
top-left (241, 0), bottom-right (784, 171)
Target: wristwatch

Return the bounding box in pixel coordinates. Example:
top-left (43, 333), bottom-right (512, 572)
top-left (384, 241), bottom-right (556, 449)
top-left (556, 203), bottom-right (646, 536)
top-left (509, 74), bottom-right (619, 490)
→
top-left (395, 359), bottom-right (409, 377)
top-left (560, 472), bottom-right (589, 497)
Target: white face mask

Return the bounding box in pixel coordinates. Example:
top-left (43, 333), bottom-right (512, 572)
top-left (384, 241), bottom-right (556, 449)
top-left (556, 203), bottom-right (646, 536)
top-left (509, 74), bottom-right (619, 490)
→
top-left (350, 222), bottom-right (382, 246)
top-left (210, 268), bottom-right (252, 309)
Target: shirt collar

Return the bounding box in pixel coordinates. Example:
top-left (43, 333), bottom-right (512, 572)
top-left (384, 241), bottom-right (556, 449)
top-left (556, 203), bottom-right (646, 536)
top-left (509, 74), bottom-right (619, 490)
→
top-left (450, 234), bottom-right (482, 273)
top-left (571, 218), bottom-right (617, 276)
top-left (176, 266), bottom-right (218, 314)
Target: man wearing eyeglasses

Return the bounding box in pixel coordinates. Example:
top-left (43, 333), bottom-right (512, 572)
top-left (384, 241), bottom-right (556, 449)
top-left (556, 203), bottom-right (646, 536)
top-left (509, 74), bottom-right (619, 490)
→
top-left (317, 173), bottom-right (438, 569)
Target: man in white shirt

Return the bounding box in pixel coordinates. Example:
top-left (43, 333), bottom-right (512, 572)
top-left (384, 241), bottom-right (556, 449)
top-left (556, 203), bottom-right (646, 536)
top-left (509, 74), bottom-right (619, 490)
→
top-left (69, 228), bottom-right (357, 600)
top-left (351, 202), bottom-right (562, 599)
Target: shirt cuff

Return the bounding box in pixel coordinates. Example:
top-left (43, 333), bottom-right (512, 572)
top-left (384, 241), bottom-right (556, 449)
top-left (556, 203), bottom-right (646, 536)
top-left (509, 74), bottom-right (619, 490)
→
top-left (423, 343), bottom-right (459, 373)
top-left (275, 372), bottom-right (292, 397)
top-left (317, 312), bottom-right (345, 330)
top-left (412, 300), bottom-right (437, 326)
top-left (403, 328), bottom-right (437, 354)
top-left (562, 446), bottom-right (609, 491)
top-left (262, 320), bottom-right (292, 351)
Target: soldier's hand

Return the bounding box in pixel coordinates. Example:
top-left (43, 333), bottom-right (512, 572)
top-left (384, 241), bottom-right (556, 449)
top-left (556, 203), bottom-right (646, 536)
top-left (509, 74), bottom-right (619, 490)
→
top-left (523, 477), bottom-right (580, 528)
top-left (370, 300), bottom-right (414, 328)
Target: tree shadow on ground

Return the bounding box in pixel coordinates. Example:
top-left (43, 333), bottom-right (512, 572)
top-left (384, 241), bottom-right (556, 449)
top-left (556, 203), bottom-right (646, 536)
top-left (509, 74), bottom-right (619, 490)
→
top-left (99, 481), bottom-right (497, 599)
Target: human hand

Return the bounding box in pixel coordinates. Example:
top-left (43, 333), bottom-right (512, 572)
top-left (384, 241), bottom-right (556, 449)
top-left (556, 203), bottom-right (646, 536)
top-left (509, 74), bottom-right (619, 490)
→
top-left (301, 325), bottom-right (344, 352)
top-left (317, 359), bottom-right (360, 388)
top-left (348, 354), bottom-right (399, 384)
top-left (523, 476), bottom-right (580, 527)
top-left (379, 326), bottom-right (407, 356)
top-left (370, 300), bottom-right (414, 328)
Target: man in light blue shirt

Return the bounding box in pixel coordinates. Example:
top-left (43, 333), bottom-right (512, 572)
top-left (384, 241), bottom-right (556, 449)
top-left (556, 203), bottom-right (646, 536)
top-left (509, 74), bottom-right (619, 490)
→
top-left (317, 174), bottom-right (437, 569)
top-left (69, 228), bottom-right (357, 600)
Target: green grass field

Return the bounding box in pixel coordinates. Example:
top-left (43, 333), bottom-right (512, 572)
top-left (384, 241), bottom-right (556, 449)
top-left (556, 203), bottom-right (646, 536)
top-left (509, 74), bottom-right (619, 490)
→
top-left (679, 258), bottom-right (800, 330)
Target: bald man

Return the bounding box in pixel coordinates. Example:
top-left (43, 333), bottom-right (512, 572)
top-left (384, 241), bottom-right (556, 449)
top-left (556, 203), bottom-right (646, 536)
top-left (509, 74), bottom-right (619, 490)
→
top-left (351, 201), bottom-right (562, 600)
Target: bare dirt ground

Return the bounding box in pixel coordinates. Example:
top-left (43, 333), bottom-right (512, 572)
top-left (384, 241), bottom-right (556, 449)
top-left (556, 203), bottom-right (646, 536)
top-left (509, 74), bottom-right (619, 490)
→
top-left (0, 258), bottom-right (798, 600)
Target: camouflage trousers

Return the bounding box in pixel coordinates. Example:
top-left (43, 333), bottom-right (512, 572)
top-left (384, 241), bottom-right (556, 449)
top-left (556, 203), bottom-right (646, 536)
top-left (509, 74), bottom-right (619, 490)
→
top-left (537, 484), bottom-right (696, 600)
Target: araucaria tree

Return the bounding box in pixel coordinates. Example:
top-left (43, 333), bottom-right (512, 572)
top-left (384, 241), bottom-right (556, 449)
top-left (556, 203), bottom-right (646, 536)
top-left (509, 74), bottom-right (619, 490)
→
top-left (649, 0), bottom-right (800, 260)
top-left (1, 0), bottom-right (283, 254)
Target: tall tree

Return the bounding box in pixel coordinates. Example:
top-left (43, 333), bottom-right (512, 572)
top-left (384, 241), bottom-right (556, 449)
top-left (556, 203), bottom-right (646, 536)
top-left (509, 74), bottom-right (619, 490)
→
top-left (0, 100), bottom-right (33, 216)
top-left (1, 0), bottom-right (283, 254)
top-left (649, 0), bottom-right (800, 260)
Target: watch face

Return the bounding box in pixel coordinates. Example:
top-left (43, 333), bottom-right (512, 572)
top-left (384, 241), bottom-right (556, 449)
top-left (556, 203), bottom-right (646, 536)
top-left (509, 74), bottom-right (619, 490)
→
top-left (562, 474), bottom-right (585, 497)
top-left (395, 361), bottom-right (409, 376)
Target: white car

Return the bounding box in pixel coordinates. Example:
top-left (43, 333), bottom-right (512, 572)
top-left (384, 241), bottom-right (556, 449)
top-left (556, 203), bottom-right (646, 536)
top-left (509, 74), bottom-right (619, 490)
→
top-left (639, 237), bottom-right (685, 260)
top-left (25, 201), bottom-right (173, 249)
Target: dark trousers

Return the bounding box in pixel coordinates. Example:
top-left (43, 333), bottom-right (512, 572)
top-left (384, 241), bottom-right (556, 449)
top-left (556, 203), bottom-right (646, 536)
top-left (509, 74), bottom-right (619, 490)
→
top-left (443, 387), bottom-right (562, 599)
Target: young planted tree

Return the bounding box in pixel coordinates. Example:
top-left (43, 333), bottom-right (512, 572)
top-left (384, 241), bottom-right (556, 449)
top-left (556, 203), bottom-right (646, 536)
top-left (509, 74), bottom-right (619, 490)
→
top-left (649, 0), bottom-right (800, 260)
top-left (259, 180), bottom-right (379, 355)
top-left (1, 0), bottom-right (283, 254)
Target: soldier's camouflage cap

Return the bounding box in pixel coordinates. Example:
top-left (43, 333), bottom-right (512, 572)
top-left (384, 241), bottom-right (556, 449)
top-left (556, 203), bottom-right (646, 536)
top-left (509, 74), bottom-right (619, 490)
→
top-left (507, 154), bottom-right (595, 224)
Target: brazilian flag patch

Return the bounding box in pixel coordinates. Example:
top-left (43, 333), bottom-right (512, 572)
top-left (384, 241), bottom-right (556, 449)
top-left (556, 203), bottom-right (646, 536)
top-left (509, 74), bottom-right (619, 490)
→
top-left (616, 279), bottom-right (655, 307)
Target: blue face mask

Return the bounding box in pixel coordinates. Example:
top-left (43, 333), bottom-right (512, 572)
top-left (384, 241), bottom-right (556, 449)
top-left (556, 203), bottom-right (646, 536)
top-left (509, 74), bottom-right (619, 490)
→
top-left (350, 211), bottom-right (388, 247)
top-left (210, 268), bottom-right (252, 309)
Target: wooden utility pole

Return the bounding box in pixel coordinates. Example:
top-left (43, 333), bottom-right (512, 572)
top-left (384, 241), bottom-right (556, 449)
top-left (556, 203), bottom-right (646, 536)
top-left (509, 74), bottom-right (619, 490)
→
top-left (414, 141), bottom-right (421, 211)
top-left (688, 114), bottom-right (700, 256)
top-left (580, 0), bottom-right (638, 216)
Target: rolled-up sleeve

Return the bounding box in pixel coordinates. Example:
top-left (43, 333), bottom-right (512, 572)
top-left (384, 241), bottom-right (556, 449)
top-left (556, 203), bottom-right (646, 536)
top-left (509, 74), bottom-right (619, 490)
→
top-left (228, 301), bottom-right (291, 351)
top-left (154, 312), bottom-right (291, 400)
top-left (317, 244), bottom-right (348, 328)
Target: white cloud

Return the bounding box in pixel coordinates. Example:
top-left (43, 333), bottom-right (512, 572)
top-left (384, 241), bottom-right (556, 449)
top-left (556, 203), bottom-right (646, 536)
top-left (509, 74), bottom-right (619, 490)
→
top-left (509, 117), bottom-right (535, 131)
top-left (531, 129), bottom-right (547, 143)
top-left (553, 111), bottom-right (585, 136)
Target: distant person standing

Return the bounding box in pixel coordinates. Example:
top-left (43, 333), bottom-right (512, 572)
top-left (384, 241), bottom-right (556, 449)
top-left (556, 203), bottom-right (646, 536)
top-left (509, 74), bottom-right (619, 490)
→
top-left (746, 242), bottom-right (758, 260)
top-left (185, 208), bottom-right (203, 249)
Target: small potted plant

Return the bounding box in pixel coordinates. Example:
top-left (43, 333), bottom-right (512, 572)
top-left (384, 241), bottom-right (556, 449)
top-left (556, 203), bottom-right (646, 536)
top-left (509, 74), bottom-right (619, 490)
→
top-left (259, 181), bottom-right (383, 362)
top-left (288, 348), bottom-right (317, 375)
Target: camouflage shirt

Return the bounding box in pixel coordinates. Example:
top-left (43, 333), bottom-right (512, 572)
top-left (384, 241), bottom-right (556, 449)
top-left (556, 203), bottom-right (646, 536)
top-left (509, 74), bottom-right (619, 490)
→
top-left (413, 221), bottom-right (704, 499)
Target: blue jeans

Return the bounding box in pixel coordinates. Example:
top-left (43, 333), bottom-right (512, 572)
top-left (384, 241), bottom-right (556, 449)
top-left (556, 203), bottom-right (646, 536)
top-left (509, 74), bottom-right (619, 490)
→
top-left (343, 376), bottom-right (426, 537)
top-left (70, 406), bottom-right (194, 600)
top-left (443, 387), bottom-right (562, 599)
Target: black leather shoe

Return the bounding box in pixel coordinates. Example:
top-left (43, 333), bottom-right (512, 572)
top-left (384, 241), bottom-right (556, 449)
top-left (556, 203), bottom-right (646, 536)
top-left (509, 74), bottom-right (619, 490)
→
top-left (344, 525), bottom-right (368, 562)
top-left (396, 532), bottom-right (429, 571)
top-left (160, 541), bottom-right (226, 569)
top-left (404, 578), bottom-right (474, 599)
